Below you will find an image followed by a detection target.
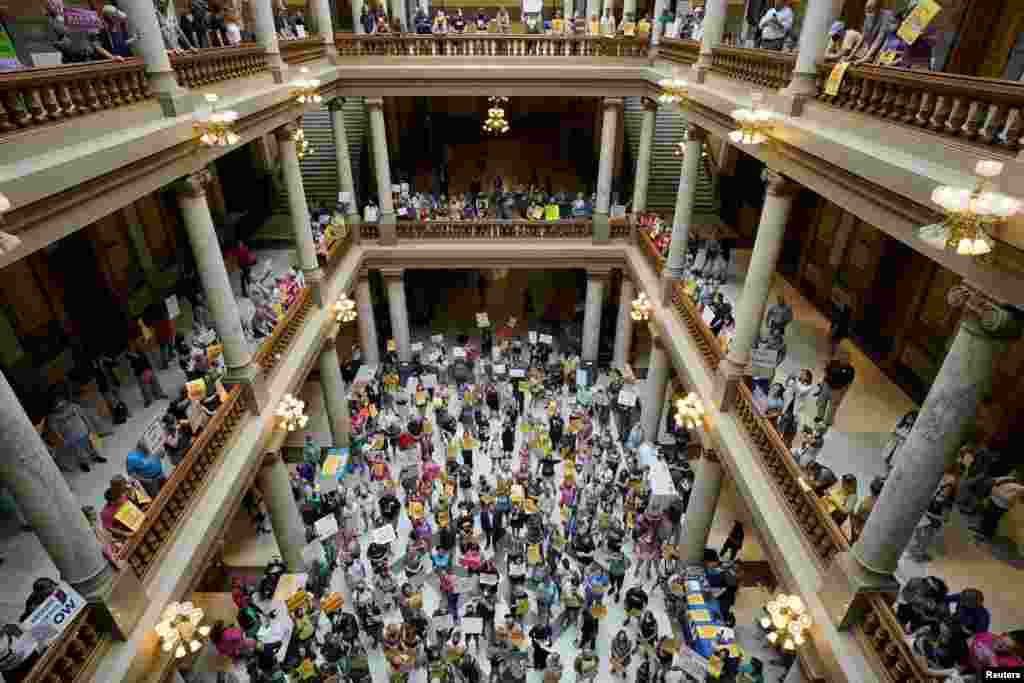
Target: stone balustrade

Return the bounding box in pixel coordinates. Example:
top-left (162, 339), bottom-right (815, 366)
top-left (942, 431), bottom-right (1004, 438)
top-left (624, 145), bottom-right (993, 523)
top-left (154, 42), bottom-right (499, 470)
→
top-left (22, 605), bottom-right (109, 683)
top-left (857, 594), bottom-right (950, 683)
top-left (710, 46), bottom-right (796, 91)
top-left (253, 288), bottom-right (316, 374)
top-left (280, 36), bottom-right (328, 65)
top-left (170, 44), bottom-right (268, 89)
top-left (334, 33), bottom-right (649, 58)
top-left (670, 282), bottom-right (724, 370)
top-left (392, 219), bottom-right (594, 239)
top-left (659, 38), bottom-right (701, 66)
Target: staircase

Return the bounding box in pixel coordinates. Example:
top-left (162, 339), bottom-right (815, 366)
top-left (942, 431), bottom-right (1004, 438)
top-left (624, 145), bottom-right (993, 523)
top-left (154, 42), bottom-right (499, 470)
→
top-left (273, 98), bottom-right (368, 213)
top-left (622, 96), bottom-right (719, 217)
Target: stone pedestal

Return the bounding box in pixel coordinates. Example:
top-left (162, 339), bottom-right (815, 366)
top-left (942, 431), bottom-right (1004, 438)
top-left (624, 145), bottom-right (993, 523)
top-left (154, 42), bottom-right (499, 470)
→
top-left (356, 270), bottom-right (380, 365)
top-left (593, 98), bottom-right (623, 245)
top-left (367, 98), bottom-right (397, 245)
top-left (641, 333), bottom-right (670, 442)
top-left (680, 448), bottom-right (724, 564)
top-left (383, 268), bottom-right (411, 362)
top-left (612, 276), bottom-right (635, 369)
top-left (319, 337), bottom-right (352, 447)
top-left (581, 269), bottom-right (608, 362)
top-left (632, 99), bottom-right (657, 214)
top-left (121, 0), bottom-right (191, 115)
top-left (662, 126), bottom-right (707, 302)
top-left (277, 123), bottom-right (324, 307)
top-left (257, 453), bottom-right (306, 570)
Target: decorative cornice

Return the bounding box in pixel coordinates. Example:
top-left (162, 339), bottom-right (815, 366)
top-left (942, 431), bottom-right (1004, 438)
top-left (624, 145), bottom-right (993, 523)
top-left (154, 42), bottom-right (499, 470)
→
top-left (947, 284), bottom-right (1022, 339)
top-left (365, 96), bottom-right (385, 109)
top-left (274, 121), bottom-right (300, 141)
top-left (586, 265), bottom-right (615, 280)
top-left (379, 265), bottom-right (405, 281)
top-left (178, 169), bottom-right (212, 199)
top-left (604, 96), bottom-right (625, 109)
top-left (762, 169), bottom-right (799, 197)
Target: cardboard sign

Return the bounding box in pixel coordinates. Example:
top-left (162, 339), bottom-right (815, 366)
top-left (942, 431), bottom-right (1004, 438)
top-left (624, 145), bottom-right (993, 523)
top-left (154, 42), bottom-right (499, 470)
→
top-left (539, 334), bottom-right (553, 345)
top-left (462, 616), bottom-right (483, 634)
top-left (431, 334), bottom-right (443, 343)
top-left (411, 341), bottom-right (424, 352)
top-left (494, 363), bottom-right (506, 374)
top-left (140, 414), bottom-right (165, 456)
top-left (528, 331), bottom-right (538, 344)
top-left (510, 368), bottom-right (526, 378)
top-left (186, 378), bottom-right (207, 401)
top-left (114, 500), bottom-right (146, 532)
top-left (452, 347), bottom-right (466, 359)
top-left (22, 581), bottom-right (86, 647)
top-left (165, 294), bottom-right (180, 319)
top-left (301, 540), bottom-right (326, 567)
top-left (476, 312), bottom-right (490, 328)
top-left (314, 514), bottom-right (339, 540)
top-left (373, 524), bottom-right (397, 544)
top-left (897, 0), bottom-right (941, 45)
top-left (387, 339), bottom-right (397, 352)
top-left (824, 60), bottom-right (850, 96)
top-left (618, 389), bottom-right (637, 407)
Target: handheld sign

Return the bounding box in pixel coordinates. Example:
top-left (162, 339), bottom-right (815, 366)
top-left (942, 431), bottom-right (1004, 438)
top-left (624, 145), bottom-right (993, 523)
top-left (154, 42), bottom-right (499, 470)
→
top-left (411, 342), bottom-right (424, 352)
top-left (452, 347), bottom-right (466, 359)
top-left (528, 331), bottom-right (538, 344)
top-left (373, 524), bottom-right (397, 544)
top-left (431, 334), bottom-right (443, 343)
top-left (618, 389), bottom-right (637, 407)
top-left (22, 581), bottom-right (86, 647)
top-left (463, 617), bottom-right (484, 634)
top-left (539, 334), bottom-right (553, 345)
top-left (314, 514), bottom-right (339, 540)
top-left (115, 500), bottom-right (146, 532)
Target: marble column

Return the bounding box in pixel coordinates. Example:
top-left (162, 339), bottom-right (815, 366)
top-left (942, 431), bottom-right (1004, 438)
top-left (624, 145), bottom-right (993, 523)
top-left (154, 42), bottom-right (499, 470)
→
top-left (581, 269), bottom-right (608, 363)
top-left (319, 337), bottom-right (352, 448)
top-left (587, 0), bottom-right (601, 20)
top-left (717, 169), bottom-right (796, 410)
top-left (680, 448), bottom-right (724, 564)
top-left (694, 0), bottom-right (728, 78)
top-left (783, 0), bottom-right (843, 99)
top-left (612, 276), bottom-right (635, 369)
top-left (0, 370), bottom-right (115, 601)
top-left (593, 97), bottom-right (623, 244)
top-left (310, 0), bottom-right (339, 63)
top-left (662, 125), bottom-right (707, 302)
top-left (177, 171), bottom-right (264, 408)
top-left (328, 98), bottom-right (361, 243)
top-left (640, 333), bottom-right (670, 443)
top-left (650, 0), bottom-right (667, 44)
top-left (564, 0), bottom-right (575, 21)
top-left (383, 268), bottom-right (411, 362)
top-left (257, 453), bottom-right (306, 570)
top-left (276, 122), bottom-right (325, 307)
top-left (120, 0), bottom-right (189, 115)
top-left (366, 98), bottom-right (397, 245)
top-left (632, 98), bottom-right (657, 215)
top-left (356, 270), bottom-right (380, 365)
top-left (252, 0), bottom-right (287, 82)
top-left (623, 0), bottom-right (636, 21)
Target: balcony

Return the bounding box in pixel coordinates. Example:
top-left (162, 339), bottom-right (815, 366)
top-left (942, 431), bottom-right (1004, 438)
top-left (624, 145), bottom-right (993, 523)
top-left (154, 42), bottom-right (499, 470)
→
top-left (334, 32), bottom-right (650, 58)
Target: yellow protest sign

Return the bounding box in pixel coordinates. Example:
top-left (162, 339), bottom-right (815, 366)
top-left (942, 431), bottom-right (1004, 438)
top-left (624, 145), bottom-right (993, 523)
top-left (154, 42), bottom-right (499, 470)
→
top-left (527, 544), bottom-right (542, 565)
top-left (687, 593), bottom-right (705, 606)
top-left (321, 592), bottom-right (344, 613)
top-left (387, 339), bottom-right (397, 352)
top-left (824, 61), bottom-right (850, 97)
top-left (206, 343), bottom-right (223, 363)
top-left (591, 604), bottom-right (608, 618)
top-left (897, 0), bottom-right (941, 45)
top-left (287, 590), bottom-right (310, 613)
top-left (409, 500), bottom-right (425, 519)
top-left (115, 500), bottom-right (146, 531)
top-left (186, 378), bottom-right (207, 401)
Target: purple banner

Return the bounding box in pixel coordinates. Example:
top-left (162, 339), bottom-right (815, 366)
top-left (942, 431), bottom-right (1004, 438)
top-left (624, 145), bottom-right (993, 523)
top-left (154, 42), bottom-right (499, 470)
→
top-left (63, 7), bottom-right (103, 31)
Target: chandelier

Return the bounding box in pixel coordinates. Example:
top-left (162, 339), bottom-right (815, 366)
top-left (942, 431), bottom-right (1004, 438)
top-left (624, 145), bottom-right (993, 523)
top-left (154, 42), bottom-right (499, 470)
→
top-left (918, 160), bottom-right (1021, 259)
top-left (674, 392), bottom-right (705, 430)
top-left (0, 192), bottom-right (21, 255)
top-left (630, 291), bottom-right (652, 321)
top-left (483, 96), bottom-right (510, 135)
top-left (332, 292), bottom-right (357, 323)
top-left (291, 67), bottom-right (323, 104)
top-left (293, 127), bottom-right (313, 160)
top-left (155, 602), bottom-right (211, 659)
top-left (276, 393), bottom-right (309, 432)
top-left (194, 93), bottom-right (239, 147)
top-left (657, 78), bottom-right (688, 105)
top-left (729, 92), bottom-right (774, 146)
top-left (760, 594), bottom-right (812, 652)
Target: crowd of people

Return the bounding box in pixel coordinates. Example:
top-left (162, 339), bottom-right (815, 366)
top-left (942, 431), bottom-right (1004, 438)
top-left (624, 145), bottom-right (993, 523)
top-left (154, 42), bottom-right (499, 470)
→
top-left (366, 182), bottom-right (599, 223)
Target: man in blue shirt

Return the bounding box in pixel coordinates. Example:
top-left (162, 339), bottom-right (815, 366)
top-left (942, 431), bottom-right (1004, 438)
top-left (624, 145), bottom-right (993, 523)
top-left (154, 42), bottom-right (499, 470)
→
top-left (127, 441), bottom-right (165, 497)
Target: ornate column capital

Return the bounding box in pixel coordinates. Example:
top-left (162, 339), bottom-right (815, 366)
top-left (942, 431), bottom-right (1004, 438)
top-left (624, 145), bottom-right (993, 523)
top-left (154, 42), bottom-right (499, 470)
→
top-left (642, 97), bottom-right (659, 112)
top-left (948, 284), bottom-right (1023, 338)
top-left (379, 266), bottom-right (405, 282)
top-left (178, 169), bottom-right (212, 198)
top-left (762, 169), bottom-right (799, 197)
top-left (686, 125), bottom-right (709, 142)
top-left (365, 96), bottom-right (385, 110)
top-left (358, 266), bottom-right (373, 282)
top-left (274, 121), bottom-right (300, 142)
top-left (586, 265), bottom-right (615, 281)
top-left (603, 97), bottom-right (625, 110)
top-left (327, 97), bottom-right (347, 113)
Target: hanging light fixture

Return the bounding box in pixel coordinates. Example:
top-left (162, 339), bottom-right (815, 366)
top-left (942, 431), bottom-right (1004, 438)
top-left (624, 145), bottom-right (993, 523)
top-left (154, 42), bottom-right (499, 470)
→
top-left (293, 127), bottom-right (313, 160)
top-left (0, 192), bottom-right (21, 255)
top-left (729, 92), bottom-right (774, 146)
top-left (760, 594), bottom-right (812, 652)
top-left (630, 291), bottom-right (652, 321)
top-left (276, 393), bottom-right (309, 432)
top-left (154, 602), bottom-right (211, 659)
top-left (291, 67), bottom-right (323, 104)
top-left (674, 392), bottom-right (705, 430)
top-left (918, 160), bottom-right (1020, 259)
top-left (482, 96), bottom-right (510, 135)
top-left (332, 292), bottom-right (357, 323)
top-left (657, 78), bottom-right (688, 106)
top-left (194, 94), bottom-right (240, 147)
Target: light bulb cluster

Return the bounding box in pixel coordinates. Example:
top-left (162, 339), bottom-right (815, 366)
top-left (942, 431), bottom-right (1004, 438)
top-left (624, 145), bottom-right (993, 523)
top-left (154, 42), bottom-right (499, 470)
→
top-left (482, 96), bottom-right (510, 135)
top-left (332, 292), bottom-right (357, 323)
top-left (0, 192), bottom-right (20, 255)
top-left (291, 67), bottom-right (323, 104)
top-left (276, 393), bottom-right (309, 432)
top-left (154, 601), bottom-right (211, 659)
top-left (293, 127), bottom-right (313, 160)
top-left (194, 94), bottom-right (240, 147)
top-left (673, 392), bottom-right (705, 430)
top-left (729, 92), bottom-right (773, 146)
top-left (760, 594), bottom-right (812, 652)
top-left (918, 160), bottom-right (1020, 259)
top-left (630, 291), bottom-right (652, 321)
top-left (657, 78), bottom-right (688, 105)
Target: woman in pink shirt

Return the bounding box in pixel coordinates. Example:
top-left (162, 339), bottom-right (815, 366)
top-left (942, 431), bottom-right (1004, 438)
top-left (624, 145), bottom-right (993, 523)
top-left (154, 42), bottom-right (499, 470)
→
top-left (210, 620), bottom-right (256, 659)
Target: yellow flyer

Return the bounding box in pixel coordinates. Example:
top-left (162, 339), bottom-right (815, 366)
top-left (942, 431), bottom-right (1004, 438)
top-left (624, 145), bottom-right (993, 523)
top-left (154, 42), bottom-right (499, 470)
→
top-left (321, 592), bottom-right (344, 613)
top-left (897, 0), bottom-right (941, 45)
top-left (206, 343), bottom-right (223, 363)
top-left (186, 378), bottom-right (207, 401)
top-left (824, 61), bottom-right (850, 96)
top-left (387, 338), bottom-right (397, 352)
top-left (527, 544), bottom-right (542, 564)
top-left (322, 453), bottom-right (341, 478)
top-left (115, 500), bottom-right (146, 531)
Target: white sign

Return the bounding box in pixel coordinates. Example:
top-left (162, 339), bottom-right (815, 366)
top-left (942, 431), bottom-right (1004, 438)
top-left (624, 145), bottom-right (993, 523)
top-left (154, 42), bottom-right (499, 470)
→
top-left (314, 514), bottom-right (339, 541)
top-left (618, 389), bottom-right (637, 407)
top-left (301, 540), bottom-right (327, 568)
top-left (510, 368), bottom-right (526, 378)
top-left (479, 573), bottom-right (500, 585)
top-left (529, 331), bottom-right (538, 344)
top-left (750, 346), bottom-right (780, 367)
top-left (433, 614), bottom-right (453, 630)
top-left (338, 191), bottom-right (353, 203)
top-left (411, 342), bottom-right (424, 352)
top-left (140, 414), bottom-right (166, 456)
top-left (702, 306), bottom-right (716, 326)
top-left (391, 183), bottom-right (401, 193)
top-left (456, 575), bottom-right (477, 594)
top-left (422, 374), bottom-right (438, 388)
top-left (539, 334), bottom-right (553, 345)
top-left (452, 347), bottom-right (466, 359)
top-left (463, 616), bottom-right (484, 634)
top-left (165, 294), bottom-right (180, 319)
top-left (22, 582), bottom-right (85, 647)
top-left (494, 364), bottom-right (507, 375)
top-left (677, 645), bottom-right (710, 679)
top-left (373, 524), bottom-right (397, 544)
top-left (431, 334), bottom-right (443, 343)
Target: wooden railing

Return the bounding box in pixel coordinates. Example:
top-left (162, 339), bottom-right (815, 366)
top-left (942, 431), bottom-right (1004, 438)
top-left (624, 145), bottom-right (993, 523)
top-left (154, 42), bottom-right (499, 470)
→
top-left (732, 382), bottom-right (850, 566)
top-left (361, 222), bottom-right (380, 240)
top-left (334, 33), bottom-right (650, 58)
top-left (394, 219), bottom-right (593, 239)
top-left (670, 282), bottom-right (724, 370)
top-left (23, 605), bottom-right (110, 683)
top-left (857, 594), bottom-right (948, 683)
top-left (0, 58), bottom-right (150, 136)
top-left (659, 38), bottom-right (700, 66)
top-left (815, 63), bottom-right (1024, 154)
top-left (639, 227), bottom-right (666, 274)
top-left (609, 219), bottom-right (632, 239)
top-left (170, 44), bottom-right (268, 89)
top-left (120, 385), bottom-right (246, 579)
top-left (710, 46), bottom-right (795, 91)
top-left (253, 288), bottom-right (316, 374)
top-left (280, 37), bottom-right (327, 65)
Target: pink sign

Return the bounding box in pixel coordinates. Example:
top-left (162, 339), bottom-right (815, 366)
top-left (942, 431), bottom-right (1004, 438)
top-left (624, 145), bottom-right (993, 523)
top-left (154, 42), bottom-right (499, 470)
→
top-left (63, 8), bottom-right (103, 31)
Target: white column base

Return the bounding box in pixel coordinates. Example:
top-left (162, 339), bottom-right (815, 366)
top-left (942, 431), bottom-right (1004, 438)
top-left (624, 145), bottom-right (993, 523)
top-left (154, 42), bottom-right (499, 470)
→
top-left (150, 70), bottom-right (193, 117)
